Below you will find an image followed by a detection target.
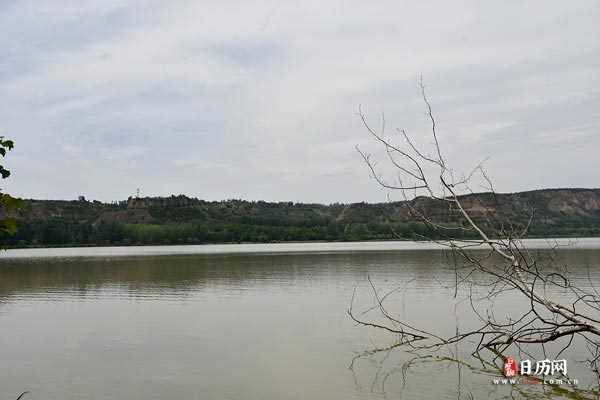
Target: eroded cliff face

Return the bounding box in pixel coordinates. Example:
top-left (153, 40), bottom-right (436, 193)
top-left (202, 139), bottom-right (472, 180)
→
top-left (398, 189), bottom-right (600, 229)
top-left (543, 190), bottom-right (600, 217)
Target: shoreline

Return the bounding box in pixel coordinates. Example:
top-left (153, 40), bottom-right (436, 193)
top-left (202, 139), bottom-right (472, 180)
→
top-left (3, 233), bottom-right (600, 250)
top-left (1, 237), bottom-right (599, 260)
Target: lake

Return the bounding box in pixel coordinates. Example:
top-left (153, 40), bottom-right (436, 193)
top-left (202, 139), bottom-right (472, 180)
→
top-left (1, 239), bottom-right (599, 399)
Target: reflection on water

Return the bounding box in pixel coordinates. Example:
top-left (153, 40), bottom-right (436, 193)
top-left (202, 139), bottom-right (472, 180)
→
top-left (0, 242), bottom-right (599, 399)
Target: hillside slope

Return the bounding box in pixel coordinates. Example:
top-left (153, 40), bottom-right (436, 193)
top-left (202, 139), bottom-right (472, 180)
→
top-left (2, 188), bottom-right (600, 247)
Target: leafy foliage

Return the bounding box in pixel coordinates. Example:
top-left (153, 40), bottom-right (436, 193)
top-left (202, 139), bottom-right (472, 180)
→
top-left (0, 137), bottom-right (22, 236)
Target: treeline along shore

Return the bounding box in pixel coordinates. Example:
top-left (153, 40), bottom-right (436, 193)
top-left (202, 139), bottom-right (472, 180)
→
top-left (1, 188), bottom-right (600, 248)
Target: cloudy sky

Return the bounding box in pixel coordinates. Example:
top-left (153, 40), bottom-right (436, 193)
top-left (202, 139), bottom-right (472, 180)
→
top-left (1, 1), bottom-right (598, 203)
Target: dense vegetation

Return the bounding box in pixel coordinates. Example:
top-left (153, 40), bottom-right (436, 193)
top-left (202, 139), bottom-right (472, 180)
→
top-left (1, 189), bottom-right (600, 247)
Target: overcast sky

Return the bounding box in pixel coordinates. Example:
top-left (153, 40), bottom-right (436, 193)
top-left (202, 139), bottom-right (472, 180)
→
top-left (1, 1), bottom-right (598, 203)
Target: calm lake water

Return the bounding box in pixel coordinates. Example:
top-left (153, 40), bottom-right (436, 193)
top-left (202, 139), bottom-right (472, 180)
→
top-left (1, 239), bottom-right (599, 399)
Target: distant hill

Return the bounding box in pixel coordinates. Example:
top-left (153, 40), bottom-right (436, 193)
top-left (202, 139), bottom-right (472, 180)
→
top-left (1, 188), bottom-right (600, 247)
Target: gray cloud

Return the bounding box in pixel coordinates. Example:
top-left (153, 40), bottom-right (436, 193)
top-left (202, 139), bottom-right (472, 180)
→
top-left (1, 0), bottom-right (598, 203)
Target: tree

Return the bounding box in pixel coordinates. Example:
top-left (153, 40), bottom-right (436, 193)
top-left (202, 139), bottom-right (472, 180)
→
top-left (351, 80), bottom-right (600, 393)
top-left (0, 137), bottom-right (22, 237)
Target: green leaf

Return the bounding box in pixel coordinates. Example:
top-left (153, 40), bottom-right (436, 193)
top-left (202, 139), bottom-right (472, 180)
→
top-left (0, 166), bottom-right (10, 179)
top-left (0, 217), bottom-right (17, 235)
top-left (0, 194), bottom-right (23, 210)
